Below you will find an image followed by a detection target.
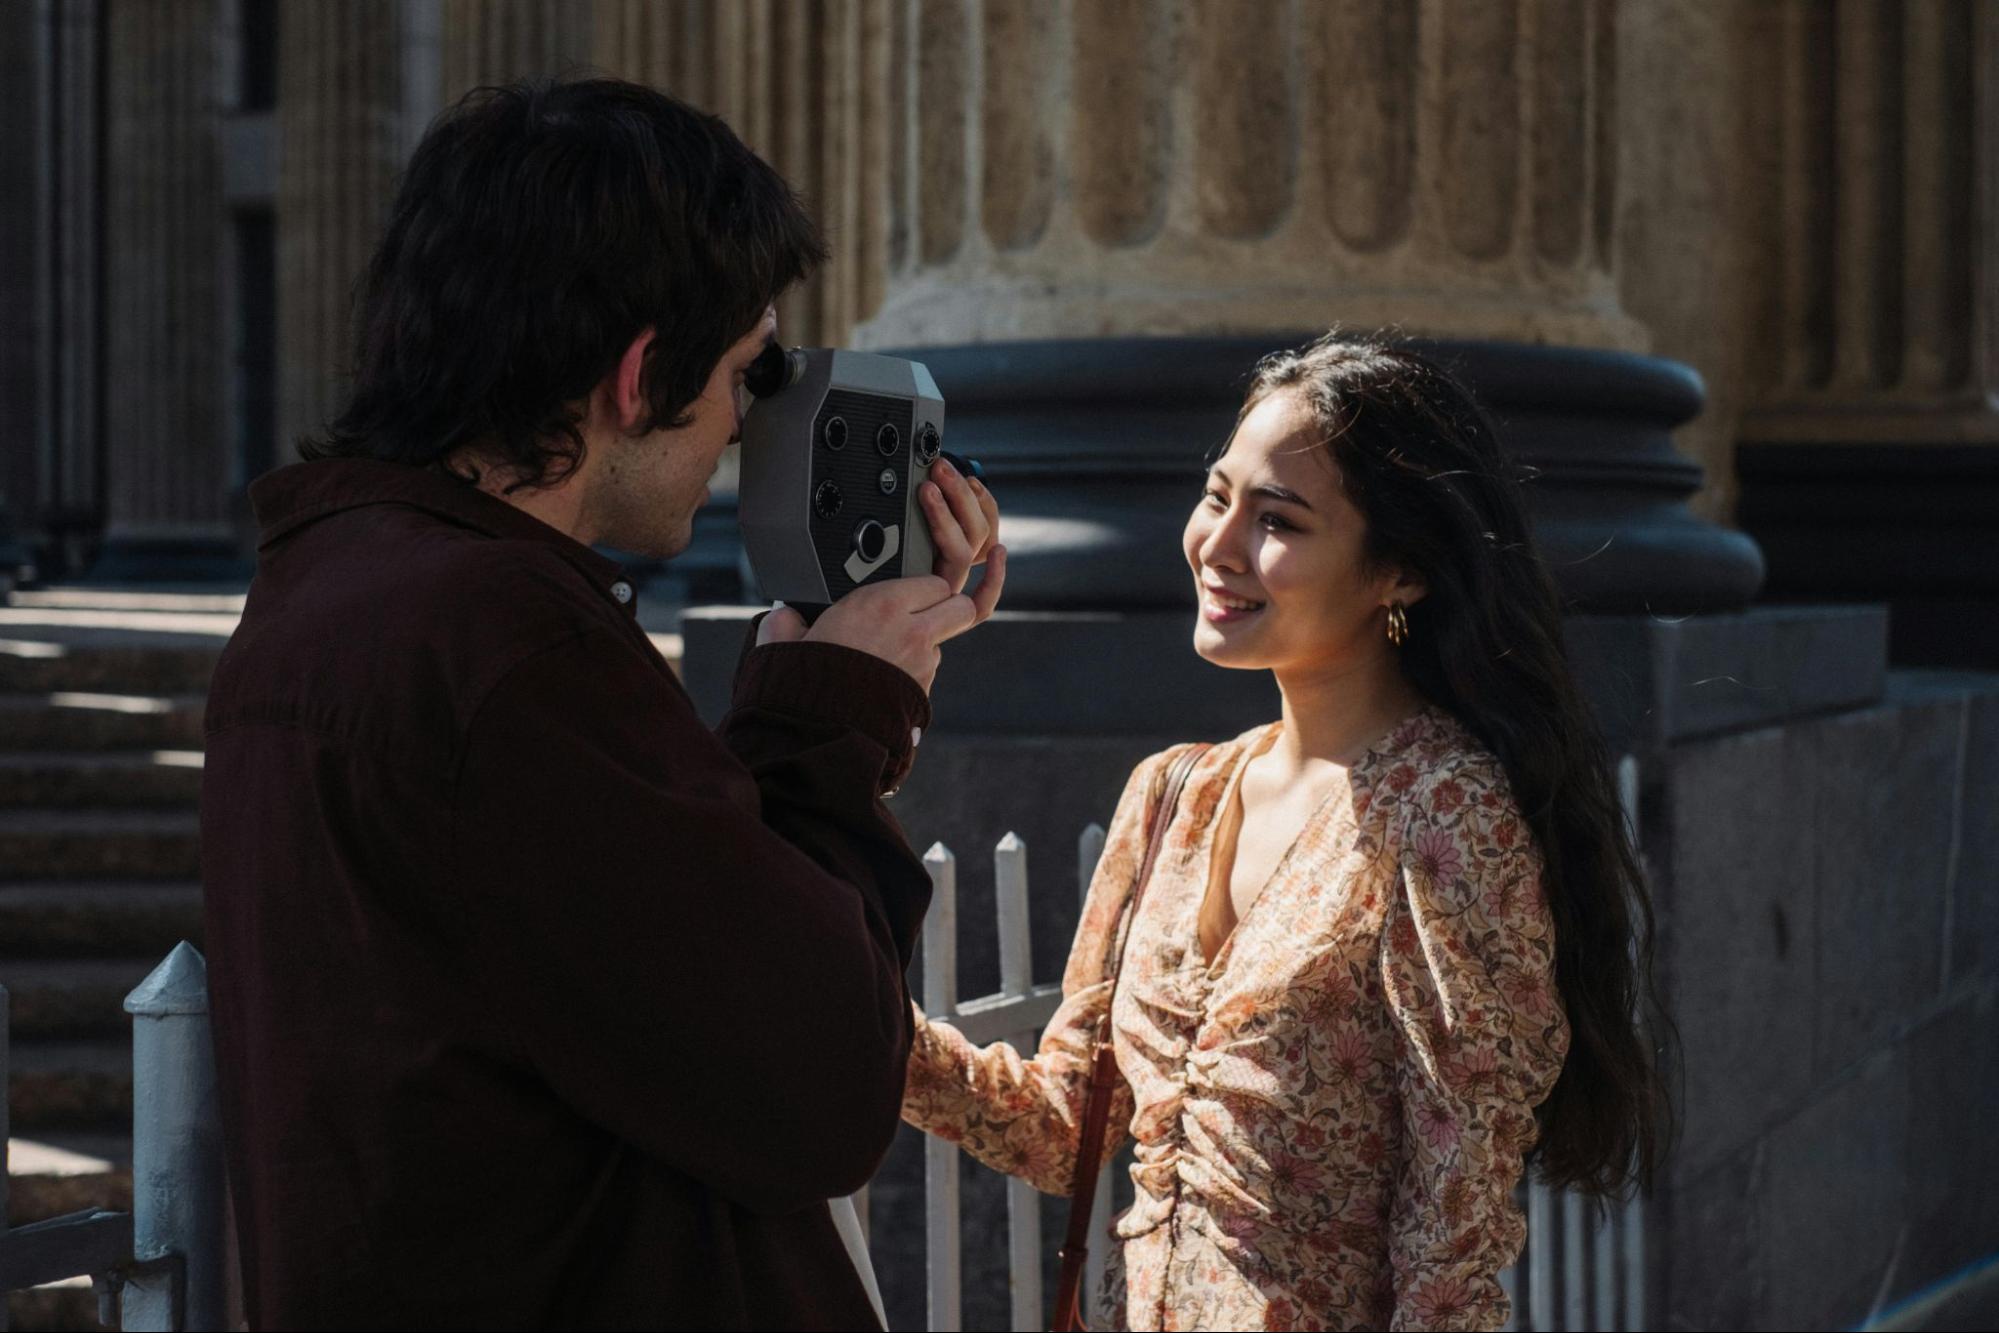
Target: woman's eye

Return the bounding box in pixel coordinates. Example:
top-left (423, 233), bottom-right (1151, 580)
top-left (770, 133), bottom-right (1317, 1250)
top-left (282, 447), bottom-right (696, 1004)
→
top-left (1203, 489), bottom-right (1228, 508)
top-left (1259, 512), bottom-right (1295, 532)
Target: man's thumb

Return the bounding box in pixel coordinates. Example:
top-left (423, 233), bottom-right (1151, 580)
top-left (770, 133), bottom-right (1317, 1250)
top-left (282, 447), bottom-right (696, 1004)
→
top-left (756, 603), bottom-right (808, 646)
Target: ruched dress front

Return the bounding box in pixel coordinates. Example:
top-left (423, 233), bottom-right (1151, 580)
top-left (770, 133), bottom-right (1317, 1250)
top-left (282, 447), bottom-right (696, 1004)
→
top-left (901, 706), bottom-right (1570, 1331)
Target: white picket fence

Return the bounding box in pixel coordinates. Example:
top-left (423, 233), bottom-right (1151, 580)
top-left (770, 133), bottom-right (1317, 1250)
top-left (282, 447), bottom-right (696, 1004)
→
top-left (0, 942), bottom-right (228, 1331)
top-left (898, 756), bottom-right (1650, 1332)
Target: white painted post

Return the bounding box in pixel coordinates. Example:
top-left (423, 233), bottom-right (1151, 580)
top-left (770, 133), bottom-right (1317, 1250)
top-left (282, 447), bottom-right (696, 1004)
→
top-left (993, 834), bottom-right (1043, 1332)
top-left (2, 980), bottom-right (11, 1333)
top-left (1593, 1203), bottom-right (1620, 1330)
top-left (922, 844), bottom-right (962, 1332)
top-left (122, 941), bottom-right (226, 1331)
top-left (1076, 822), bottom-right (1110, 1327)
top-left (1499, 1262), bottom-right (1518, 1332)
top-left (1616, 755), bottom-right (1648, 1333)
top-left (1562, 1190), bottom-right (1589, 1328)
top-left (1527, 1180), bottom-right (1557, 1331)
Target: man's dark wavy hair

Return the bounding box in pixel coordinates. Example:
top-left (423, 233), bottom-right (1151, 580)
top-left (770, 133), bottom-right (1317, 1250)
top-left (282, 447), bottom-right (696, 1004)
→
top-left (302, 76), bottom-right (826, 488)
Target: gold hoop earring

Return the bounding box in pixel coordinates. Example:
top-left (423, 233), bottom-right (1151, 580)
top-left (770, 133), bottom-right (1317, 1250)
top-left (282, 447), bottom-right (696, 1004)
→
top-left (1386, 602), bottom-right (1409, 647)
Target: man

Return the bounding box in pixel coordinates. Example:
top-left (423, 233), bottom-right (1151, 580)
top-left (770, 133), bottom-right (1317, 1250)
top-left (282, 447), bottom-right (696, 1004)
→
top-left (200, 78), bottom-right (1002, 1330)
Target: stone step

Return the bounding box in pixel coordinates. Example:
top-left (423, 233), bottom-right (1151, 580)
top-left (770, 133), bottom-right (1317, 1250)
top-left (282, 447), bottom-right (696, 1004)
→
top-left (0, 810), bottom-right (201, 882)
top-left (6, 1038), bottom-right (131, 1135)
top-left (6, 1278), bottom-right (105, 1332)
top-left (0, 639), bottom-right (223, 696)
top-left (0, 749), bottom-right (204, 807)
top-left (1, 958), bottom-right (156, 1041)
top-left (6, 1134), bottom-right (133, 1226)
top-left (0, 693), bottom-right (205, 751)
top-left (0, 882), bottom-right (205, 958)
top-left (3, 1135), bottom-right (132, 1332)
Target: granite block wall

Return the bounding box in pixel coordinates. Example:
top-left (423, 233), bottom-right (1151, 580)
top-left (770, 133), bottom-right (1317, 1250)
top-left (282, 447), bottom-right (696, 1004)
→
top-left (1652, 673), bottom-right (1999, 1331)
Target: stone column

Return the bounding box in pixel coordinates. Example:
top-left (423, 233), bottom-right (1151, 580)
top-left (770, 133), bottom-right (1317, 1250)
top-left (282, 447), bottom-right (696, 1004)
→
top-left (1732, 0), bottom-right (1999, 667)
top-left (276, 1), bottom-right (427, 467)
top-left (95, 0), bottom-right (236, 579)
top-left (827, 0), bottom-right (1760, 615)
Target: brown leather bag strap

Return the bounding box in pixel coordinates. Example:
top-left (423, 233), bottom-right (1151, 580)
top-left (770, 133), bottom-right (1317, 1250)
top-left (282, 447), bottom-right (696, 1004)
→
top-left (1051, 743), bottom-right (1209, 1331)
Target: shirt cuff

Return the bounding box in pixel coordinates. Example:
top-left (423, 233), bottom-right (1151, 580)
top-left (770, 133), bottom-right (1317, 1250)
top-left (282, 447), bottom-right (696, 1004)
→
top-left (731, 640), bottom-right (933, 774)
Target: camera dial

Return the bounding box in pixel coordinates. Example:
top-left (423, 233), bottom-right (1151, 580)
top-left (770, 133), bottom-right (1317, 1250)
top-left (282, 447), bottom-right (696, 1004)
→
top-left (822, 416), bottom-right (849, 451)
top-left (813, 481), bottom-right (843, 519)
top-left (876, 422), bottom-right (900, 456)
top-left (915, 423), bottom-right (942, 464)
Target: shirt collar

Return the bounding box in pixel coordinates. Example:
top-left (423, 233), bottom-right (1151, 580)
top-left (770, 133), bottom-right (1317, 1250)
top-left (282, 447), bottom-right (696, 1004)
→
top-left (249, 458), bottom-right (635, 610)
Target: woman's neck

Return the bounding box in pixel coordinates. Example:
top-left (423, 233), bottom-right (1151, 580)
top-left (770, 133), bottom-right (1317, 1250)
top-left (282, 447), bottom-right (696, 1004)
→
top-left (1266, 648), bottom-right (1426, 779)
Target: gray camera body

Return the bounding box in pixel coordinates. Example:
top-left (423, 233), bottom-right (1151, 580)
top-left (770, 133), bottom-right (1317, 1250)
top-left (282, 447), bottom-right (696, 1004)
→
top-left (739, 348), bottom-right (945, 605)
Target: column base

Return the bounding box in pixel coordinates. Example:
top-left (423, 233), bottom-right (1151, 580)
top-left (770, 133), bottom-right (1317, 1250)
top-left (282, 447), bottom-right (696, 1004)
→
top-left (880, 335), bottom-right (1765, 614)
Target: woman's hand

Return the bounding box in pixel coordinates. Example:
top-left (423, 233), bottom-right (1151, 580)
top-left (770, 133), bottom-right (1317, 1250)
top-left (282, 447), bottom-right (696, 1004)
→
top-left (921, 458), bottom-right (1000, 595)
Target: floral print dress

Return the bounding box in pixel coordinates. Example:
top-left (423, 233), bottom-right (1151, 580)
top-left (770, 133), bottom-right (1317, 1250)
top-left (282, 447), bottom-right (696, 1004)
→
top-left (900, 705), bottom-right (1570, 1331)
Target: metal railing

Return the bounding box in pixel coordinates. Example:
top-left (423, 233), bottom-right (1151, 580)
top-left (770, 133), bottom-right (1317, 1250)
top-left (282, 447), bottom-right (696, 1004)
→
top-left (0, 943), bottom-right (228, 1331)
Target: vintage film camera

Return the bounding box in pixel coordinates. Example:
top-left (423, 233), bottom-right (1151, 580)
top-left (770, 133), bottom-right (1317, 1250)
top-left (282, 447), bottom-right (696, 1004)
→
top-left (738, 344), bottom-right (977, 613)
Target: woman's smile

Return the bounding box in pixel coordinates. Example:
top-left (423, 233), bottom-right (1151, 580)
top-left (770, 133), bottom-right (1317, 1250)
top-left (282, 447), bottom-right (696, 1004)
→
top-left (1201, 581), bottom-right (1267, 622)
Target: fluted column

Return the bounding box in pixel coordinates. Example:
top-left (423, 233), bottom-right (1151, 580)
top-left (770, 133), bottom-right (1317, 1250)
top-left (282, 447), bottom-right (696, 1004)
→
top-left (849, 0), bottom-right (1642, 352)
top-left (791, 0), bottom-right (1762, 614)
top-left (276, 1), bottom-right (418, 465)
top-left (1732, 0), bottom-right (1999, 667)
top-left (97, 0), bottom-right (234, 577)
top-left (1743, 0), bottom-right (1997, 439)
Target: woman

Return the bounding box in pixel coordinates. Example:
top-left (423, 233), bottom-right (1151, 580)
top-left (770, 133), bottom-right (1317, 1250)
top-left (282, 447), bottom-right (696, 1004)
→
top-left (901, 334), bottom-right (1665, 1331)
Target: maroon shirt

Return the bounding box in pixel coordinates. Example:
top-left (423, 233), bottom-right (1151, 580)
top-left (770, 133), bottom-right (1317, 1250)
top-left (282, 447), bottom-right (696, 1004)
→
top-left (201, 459), bottom-right (931, 1330)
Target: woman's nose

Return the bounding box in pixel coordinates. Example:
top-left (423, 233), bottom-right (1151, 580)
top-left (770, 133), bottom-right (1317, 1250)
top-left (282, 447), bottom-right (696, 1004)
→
top-left (1197, 508), bottom-right (1249, 572)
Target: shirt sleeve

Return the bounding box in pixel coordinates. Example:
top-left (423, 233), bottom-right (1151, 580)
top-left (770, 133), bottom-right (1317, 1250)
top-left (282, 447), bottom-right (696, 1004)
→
top-left (1380, 762), bottom-right (1571, 1332)
top-left (450, 628), bottom-right (933, 1217)
top-left (897, 748), bottom-right (1180, 1196)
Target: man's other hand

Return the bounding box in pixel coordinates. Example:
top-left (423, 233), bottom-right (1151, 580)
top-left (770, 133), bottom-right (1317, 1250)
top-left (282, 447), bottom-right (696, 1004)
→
top-left (754, 551), bottom-right (1007, 694)
top-left (919, 458), bottom-right (999, 595)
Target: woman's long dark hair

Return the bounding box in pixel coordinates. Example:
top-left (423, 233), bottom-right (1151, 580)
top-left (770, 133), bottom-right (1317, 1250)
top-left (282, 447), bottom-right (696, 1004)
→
top-left (1241, 332), bottom-right (1669, 1197)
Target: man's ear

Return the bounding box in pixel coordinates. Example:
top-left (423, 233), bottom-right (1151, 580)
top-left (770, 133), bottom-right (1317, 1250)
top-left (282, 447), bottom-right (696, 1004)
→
top-left (609, 328), bottom-right (656, 433)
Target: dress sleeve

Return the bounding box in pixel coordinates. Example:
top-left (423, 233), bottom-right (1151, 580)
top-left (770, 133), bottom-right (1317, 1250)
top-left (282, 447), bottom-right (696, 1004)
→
top-left (1380, 762), bottom-right (1571, 1331)
top-left (898, 748), bottom-right (1180, 1196)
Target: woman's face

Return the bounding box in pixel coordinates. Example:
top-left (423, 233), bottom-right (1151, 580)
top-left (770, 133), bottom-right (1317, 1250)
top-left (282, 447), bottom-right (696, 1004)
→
top-left (1182, 388), bottom-right (1412, 674)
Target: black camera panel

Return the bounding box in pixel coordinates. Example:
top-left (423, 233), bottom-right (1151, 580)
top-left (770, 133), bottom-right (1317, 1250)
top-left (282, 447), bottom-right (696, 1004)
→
top-left (813, 390), bottom-right (915, 599)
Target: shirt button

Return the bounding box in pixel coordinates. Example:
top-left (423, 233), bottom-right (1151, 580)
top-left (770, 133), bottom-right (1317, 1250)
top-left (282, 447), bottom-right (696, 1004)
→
top-left (610, 580), bottom-right (634, 605)
top-left (911, 726), bottom-right (923, 747)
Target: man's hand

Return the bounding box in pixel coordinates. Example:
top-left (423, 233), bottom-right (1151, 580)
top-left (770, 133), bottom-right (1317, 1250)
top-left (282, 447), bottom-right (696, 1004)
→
top-left (755, 552), bottom-right (1007, 694)
top-left (919, 457), bottom-right (999, 594)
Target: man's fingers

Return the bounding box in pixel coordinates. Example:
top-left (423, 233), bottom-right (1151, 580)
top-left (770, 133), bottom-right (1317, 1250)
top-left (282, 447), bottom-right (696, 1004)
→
top-left (968, 544), bottom-right (1006, 622)
top-left (970, 481), bottom-right (999, 564)
top-left (922, 484), bottom-right (974, 591)
top-left (934, 463), bottom-right (991, 557)
top-left (756, 604), bottom-right (808, 646)
top-left (912, 590), bottom-right (980, 643)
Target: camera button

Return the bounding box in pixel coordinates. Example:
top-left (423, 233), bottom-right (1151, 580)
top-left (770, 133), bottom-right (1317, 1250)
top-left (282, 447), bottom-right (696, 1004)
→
top-left (879, 468), bottom-right (898, 495)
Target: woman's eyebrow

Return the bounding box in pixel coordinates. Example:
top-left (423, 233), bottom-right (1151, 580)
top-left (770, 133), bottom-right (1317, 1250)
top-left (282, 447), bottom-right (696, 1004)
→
top-left (1254, 484), bottom-right (1314, 511)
